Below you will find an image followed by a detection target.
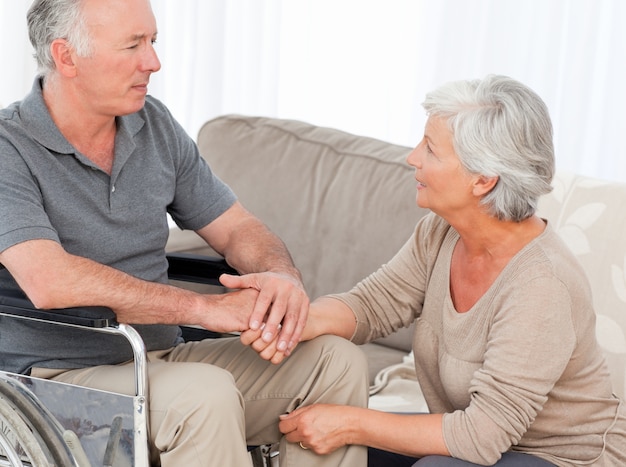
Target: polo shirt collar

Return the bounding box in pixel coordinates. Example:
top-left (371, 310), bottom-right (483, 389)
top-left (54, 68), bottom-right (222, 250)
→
top-left (21, 76), bottom-right (145, 167)
top-left (21, 76), bottom-right (74, 155)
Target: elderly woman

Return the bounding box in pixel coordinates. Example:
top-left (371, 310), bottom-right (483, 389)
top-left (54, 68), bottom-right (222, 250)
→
top-left (242, 75), bottom-right (626, 466)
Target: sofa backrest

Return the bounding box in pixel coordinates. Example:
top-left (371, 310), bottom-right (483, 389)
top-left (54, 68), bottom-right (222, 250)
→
top-left (173, 114), bottom-right (626, 399)
top-left (194, 115), bottom-right (428, 300)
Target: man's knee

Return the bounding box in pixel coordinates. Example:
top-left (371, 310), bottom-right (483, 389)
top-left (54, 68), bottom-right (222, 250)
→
top-left (317, 334), bottom-right (368, 370)
top-left (299, 335), bottom-right (369, 401)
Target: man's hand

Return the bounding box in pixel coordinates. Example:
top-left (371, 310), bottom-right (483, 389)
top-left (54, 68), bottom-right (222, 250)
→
top-left (195, 287), bottom-right (261, 333)
top-left (197, 202), bottom-right (309, 349)
top-left (220, 271), bottom-right (309, 354)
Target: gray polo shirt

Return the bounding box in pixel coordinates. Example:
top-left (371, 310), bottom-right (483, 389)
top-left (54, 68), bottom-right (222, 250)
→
top-left (0, 77), bottom-right (237, 374)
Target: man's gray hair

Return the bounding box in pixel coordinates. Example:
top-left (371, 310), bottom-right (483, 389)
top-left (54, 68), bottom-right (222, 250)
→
top-left (422, 75), bottom-right (555, 222)
top-left (27, 0), bottom-right (92, 75)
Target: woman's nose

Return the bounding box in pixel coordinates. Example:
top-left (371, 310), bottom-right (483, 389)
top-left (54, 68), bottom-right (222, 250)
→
top-left (406, 143), bottom-right (422, 168)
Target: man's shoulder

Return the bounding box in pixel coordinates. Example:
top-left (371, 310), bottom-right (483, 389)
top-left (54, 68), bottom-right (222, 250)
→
top-left (0, 102), bottom-right (31, 148)
top-left (0, 102), bottom-right (21, 125)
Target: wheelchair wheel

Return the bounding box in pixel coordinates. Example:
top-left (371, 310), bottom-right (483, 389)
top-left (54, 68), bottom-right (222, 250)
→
top-left (0, 379), bottom-right (75, 467)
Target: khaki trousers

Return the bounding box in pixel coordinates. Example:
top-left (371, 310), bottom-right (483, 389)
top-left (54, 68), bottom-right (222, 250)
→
top-left (33, 334), bottom-right (368, 466)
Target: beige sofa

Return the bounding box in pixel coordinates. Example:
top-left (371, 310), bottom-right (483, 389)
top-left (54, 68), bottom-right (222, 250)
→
top-left (166, 114), bottom-right (626, 410)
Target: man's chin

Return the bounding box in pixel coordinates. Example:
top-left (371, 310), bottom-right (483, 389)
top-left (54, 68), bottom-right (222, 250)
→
top-left (119, 98), bottom-right (147, 116)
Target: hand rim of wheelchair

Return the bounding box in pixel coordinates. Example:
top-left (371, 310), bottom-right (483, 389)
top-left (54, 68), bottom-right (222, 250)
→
top-left (0, 376), bottom-right (75, 466)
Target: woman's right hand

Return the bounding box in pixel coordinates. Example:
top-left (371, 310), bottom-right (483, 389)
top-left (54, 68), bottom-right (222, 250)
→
top-left (279, 404), bottom-right (359, 454)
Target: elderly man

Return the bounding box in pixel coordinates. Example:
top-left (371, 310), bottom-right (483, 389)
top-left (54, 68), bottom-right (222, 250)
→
top-left (0, 0), bottom-right (368, 465)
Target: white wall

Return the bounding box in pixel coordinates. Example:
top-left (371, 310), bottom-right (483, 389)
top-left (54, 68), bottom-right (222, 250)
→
top-left (2, 0), bottom-right (625, 182)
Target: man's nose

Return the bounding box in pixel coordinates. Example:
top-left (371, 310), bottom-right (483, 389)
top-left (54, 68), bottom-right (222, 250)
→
top-left (143, 43), bottom-right (162, 73)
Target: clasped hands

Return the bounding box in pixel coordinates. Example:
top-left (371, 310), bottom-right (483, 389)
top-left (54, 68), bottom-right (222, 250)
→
top-left (219, 271), bottom-right (309, 364)
top-left (220, 272), bottom-right (349, 455)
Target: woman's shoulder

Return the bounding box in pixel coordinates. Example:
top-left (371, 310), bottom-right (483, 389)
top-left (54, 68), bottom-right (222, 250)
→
top-left (528, 220), bottom-right (589, 279)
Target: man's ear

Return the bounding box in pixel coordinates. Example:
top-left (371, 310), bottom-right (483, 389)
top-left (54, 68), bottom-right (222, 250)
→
top-left (472, 175), bottom-right (499, 197)
top-left (50, 39), bottom-right (77, 77)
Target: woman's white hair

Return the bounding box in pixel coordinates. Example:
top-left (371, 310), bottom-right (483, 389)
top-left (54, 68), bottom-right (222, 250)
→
top-left (422, 74), bottom-right (555, 222)
top-left (27, 0), bottom-right (92, 76)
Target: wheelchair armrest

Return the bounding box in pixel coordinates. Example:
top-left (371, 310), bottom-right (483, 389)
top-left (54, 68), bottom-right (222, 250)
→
top-left (0, 253), bottom-right (237, 329)
top-left (0, 290), bottom-right (117, 328)
top-left (166, 253), bottom-right (240, 342)
top-left (166, 252), bottom-right (238, 286)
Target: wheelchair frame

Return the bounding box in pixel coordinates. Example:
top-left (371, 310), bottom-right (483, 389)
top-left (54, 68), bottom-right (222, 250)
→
top-left (0, 253), bottom-right (269, 467)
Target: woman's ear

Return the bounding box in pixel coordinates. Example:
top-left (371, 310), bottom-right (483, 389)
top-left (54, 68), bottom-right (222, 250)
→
top-left (50, 39), bottom-right (77, 77)
top-left (472, 175), bottom-right (499, 197)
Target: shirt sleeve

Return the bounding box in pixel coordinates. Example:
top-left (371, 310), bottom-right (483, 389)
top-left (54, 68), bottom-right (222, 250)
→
top-left (0, 138), bottom-right (60, 254)
top-left (143, 98), bottom-right (237, 232)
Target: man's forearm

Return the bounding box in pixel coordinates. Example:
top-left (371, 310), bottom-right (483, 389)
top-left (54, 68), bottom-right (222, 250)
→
top-left (0, 238), bottom-right (254, 331)
top-left (222, 219), bottom-right (300, 279)
top-left (195, 201), bottom-right (309, 349)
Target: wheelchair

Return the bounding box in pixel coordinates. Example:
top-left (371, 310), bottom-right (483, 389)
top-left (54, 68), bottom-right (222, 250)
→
top-left (0, 253), bottom-right (277, 466)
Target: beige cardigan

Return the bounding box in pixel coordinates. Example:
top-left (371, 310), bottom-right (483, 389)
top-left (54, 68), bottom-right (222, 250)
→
top-left (335, 213), bottom-right (626, 466)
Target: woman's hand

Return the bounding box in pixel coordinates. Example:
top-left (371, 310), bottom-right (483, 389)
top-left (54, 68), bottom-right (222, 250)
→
top-left (279, 404), bottom-right (357, 455)
top-left (240, 325), bottom-right (290, 363)
top-left (240, 295), bottom-right (359, 363)
top-left (280, 405), bottom-right (449, 459)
